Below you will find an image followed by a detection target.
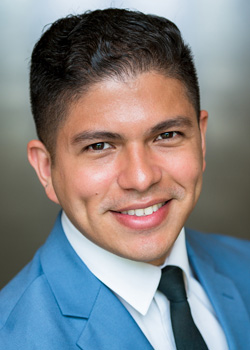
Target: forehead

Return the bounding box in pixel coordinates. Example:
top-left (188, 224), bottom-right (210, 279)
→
top-left (59, 72), bottom-right (196, 140)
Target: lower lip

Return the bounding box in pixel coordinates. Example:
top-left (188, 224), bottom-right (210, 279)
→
top-left (111, 201), bottom-right (171, 231)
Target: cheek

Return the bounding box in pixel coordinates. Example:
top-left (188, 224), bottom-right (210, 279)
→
top-left (73, 163), bottom-right (117, 198)
top-left (165, 150), bottom-right (203, 186)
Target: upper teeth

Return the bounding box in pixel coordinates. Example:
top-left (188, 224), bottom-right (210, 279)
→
top-left (121, 202), bottom-right (165, 216)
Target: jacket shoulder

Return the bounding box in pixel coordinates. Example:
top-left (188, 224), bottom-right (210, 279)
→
top-left (186, 229), bottom-right (250, 258)
top-left (0, 250), bottom-right (44, 328)
top-left (186, 228), bottom-right (250, 277)
top-left (0, 248), bottom-right (84, 349)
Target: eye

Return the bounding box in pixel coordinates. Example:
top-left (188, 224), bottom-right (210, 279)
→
top-left (86, 142), bottom-right (112, 151)
top-left (155, 131), bottom-right (178, 141)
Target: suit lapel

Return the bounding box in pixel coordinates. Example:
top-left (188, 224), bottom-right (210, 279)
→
top-left (40, 215), bottom-right (153, 350)
top-left (186, 233), bottom-right (250, 350)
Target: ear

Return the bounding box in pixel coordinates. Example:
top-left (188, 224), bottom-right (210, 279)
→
top-left (199, 110), bottom-right (208, 172)
top-left (27, 140), bottom-right (60, 204)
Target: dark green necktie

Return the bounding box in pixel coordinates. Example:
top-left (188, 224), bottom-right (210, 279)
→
top-left (158, 265), bottom-right (208, 350)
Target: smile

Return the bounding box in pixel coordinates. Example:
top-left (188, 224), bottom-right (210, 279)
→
top-left (120, 202), bottom-right (166, 217)
top-left (113, 200), bottom-right (171, 230)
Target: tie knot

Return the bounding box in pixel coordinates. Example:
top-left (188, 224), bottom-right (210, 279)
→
top-left (158, 265), bottom-right (187, 302)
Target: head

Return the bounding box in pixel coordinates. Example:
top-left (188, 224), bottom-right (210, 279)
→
top-left (28, 9), bottom-right (208, 266)
top-left (30, 8), bottom-right (200, 160)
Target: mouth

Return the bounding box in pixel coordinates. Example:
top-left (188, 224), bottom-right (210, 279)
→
top-left (111, 200), bottom-right (170, 231)
top-left (120, 201), bottom-right (166, 217)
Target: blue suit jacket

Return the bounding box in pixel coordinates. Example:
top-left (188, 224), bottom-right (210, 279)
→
top-left (0, 214), bottom-right (249, 349)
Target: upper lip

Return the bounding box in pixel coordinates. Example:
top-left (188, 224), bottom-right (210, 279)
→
top-left (112, 198), bottom-right (170, 212)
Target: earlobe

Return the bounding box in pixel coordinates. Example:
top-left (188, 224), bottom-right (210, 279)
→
top-left (27, 140), bottom-right (60, 204)
top-left (199, 110), bottom-right (208, 172)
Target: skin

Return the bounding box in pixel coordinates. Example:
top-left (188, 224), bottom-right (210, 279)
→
top-left (28, 72), bottom-right (208, 266)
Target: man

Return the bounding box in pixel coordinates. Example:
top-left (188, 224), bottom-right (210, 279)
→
top-left (0, 8), bottom-right (249, 350)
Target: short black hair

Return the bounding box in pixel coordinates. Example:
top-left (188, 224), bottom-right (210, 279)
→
top-left (30, 8), bottom-right (200, 158)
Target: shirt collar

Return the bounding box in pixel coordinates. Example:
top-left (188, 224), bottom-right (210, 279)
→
top-left (61, 211), bottom-right (191, 315)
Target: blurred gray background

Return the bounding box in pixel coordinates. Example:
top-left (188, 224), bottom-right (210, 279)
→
top-left (1, 0), bottom-right (250, 289)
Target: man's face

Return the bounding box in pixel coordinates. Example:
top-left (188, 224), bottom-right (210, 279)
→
top-left (44, 72), bottom-right (207, 265)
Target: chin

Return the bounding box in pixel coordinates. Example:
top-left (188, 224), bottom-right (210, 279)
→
top-left (123, 240), bottom-right (172, 266)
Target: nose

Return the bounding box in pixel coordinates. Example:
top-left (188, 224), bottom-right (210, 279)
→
top-left (117, 144), bottom-right (162, 192)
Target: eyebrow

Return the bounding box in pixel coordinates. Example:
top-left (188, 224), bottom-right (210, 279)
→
top-left (71, 130), bottom-right (123, 145)
top-left (70, 116), bottom-right (194, 145)
top-left (148, 116), bottom-right (194, 136)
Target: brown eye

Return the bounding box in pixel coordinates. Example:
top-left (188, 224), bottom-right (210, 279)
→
top-left (87, 142), bottom-right (111, 151)
top-left (155, 131), bottom-right (177, 140)
top-left (161, 132), bottom-right (173, 139)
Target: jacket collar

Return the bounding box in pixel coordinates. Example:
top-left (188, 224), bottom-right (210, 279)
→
top-left (186, 229), bottom-right (250, 350)
top-left (40, 214), bottom-right (153, 350)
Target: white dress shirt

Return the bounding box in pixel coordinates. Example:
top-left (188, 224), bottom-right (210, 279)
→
top-left (61, 212), bottom-right (228, 350)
